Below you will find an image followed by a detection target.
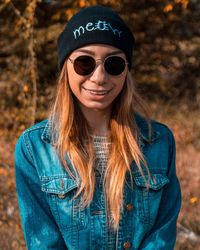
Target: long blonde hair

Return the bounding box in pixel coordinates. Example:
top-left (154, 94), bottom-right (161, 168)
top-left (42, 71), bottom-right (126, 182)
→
top-left (50, 61), bottom-right (150, 230)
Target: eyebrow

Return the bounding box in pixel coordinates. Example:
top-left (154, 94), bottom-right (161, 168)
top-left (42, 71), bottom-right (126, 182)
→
top-left (74, 49), bottom-right (124, 56)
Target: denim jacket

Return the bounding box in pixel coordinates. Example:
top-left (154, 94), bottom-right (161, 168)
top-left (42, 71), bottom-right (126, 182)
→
top-left (15, 115), bottom-right (181, 250)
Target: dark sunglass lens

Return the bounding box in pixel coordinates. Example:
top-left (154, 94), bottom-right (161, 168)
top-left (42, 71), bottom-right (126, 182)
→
top-left (105, 56), bottom-right (126, 75)
top-left (74, 56), bottom-right (95, 75)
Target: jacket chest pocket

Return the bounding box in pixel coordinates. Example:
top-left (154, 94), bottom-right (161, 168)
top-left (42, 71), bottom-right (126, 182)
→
top-left (133, 173), bottom-right (169, 225)
top-left (41, 176), bottom-right (87, 230)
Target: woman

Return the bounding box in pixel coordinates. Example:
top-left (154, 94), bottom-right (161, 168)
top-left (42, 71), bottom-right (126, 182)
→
top-left (15, 5), bottom-right (181, 250)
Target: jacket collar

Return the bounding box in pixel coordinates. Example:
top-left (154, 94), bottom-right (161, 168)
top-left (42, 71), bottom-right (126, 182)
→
top-left (134, 113), bottom-right (161, 143)
top-left (41, 114), bottom-right (161, 144)
top-left (41, 119), bottom-right (52, 143)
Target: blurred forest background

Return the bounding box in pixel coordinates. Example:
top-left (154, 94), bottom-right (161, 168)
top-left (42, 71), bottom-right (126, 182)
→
top-left (0, 0), bottom-right (199, 249)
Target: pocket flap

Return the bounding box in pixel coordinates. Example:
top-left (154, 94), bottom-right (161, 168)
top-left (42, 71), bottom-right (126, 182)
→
top-left (41, 176), bottom-right (79, 194)
top-left (134, 174), bottom-right (169, 190)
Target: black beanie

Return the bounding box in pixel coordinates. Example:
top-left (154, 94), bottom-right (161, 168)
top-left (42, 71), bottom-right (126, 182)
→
top-left (57, 5), bottom-right (135, 70)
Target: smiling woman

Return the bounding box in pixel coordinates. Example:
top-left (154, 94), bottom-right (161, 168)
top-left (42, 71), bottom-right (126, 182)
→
top-left (15, 5), bottom-right (181, 250)
top-left (66, 44), bottom-right (127, 114)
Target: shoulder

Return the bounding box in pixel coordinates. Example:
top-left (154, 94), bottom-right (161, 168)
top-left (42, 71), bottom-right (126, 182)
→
top-left (22, 119), bottom-right (49, 135)
top-left (135, 113), bottom-right (175, 145)
top-left (15, 119), bottom-right (51, 153)
top-left (151, 120), bottom-right (174, 140)
top-left (15, 119), bottom-right (54, 171)
top-left (135, 114), bottom-right (176, 175)
top-left (19, 119), bottom-right (50, 141)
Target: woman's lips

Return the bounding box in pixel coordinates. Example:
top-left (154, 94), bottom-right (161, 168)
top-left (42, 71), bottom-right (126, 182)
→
top-left (82, 87), bottom-right (111, 95)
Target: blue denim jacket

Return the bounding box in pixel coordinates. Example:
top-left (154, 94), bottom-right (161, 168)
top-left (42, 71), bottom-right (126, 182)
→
top-left (15, 115), bottom-right (181, 250)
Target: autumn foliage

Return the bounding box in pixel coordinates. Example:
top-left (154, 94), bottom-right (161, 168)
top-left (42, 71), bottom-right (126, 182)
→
top-left (0, 0), bottom-right (199, 133)
top-left (0, 1), bottom-right (200, 249)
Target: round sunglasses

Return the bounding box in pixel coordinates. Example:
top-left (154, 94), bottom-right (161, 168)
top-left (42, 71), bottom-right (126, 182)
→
top-left (68, 55), bottom-right (128, 76)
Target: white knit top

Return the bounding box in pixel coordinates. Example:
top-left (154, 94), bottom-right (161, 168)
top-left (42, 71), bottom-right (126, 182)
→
top-left (91, 135), bottom-right (111, 176)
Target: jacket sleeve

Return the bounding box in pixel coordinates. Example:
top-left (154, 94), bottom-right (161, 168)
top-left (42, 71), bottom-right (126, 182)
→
top-left (140, 130), bottom-right (182, 250)
top-left (15, 133), bottom-right (67, 250)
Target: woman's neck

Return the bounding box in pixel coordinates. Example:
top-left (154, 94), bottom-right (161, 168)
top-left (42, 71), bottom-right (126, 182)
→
top-left (79, 105), bottom-right (111, 136)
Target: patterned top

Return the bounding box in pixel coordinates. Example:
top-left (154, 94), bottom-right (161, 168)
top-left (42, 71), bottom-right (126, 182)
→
top-left (92, 135), bottom-right (111, 177)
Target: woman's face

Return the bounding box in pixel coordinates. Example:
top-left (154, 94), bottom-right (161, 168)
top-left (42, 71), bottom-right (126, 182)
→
top-left (66, 44), bottom-right (128, 114)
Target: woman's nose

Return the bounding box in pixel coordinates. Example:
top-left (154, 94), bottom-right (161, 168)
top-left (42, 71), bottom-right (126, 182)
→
top-left (89, 63), bottom-right (108, 85)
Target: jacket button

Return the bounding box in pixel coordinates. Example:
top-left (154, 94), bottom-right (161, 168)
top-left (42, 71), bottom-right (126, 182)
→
top-left (58, 194), bottom-right (65, 199)
top-left (123, 241), bottom-right (131, 249)
top-left (126, 203), bottom-right (133, 211)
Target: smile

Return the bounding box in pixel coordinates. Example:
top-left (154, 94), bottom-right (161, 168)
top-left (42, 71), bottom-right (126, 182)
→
top-left (82, 87), bottom-right (111, 95)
